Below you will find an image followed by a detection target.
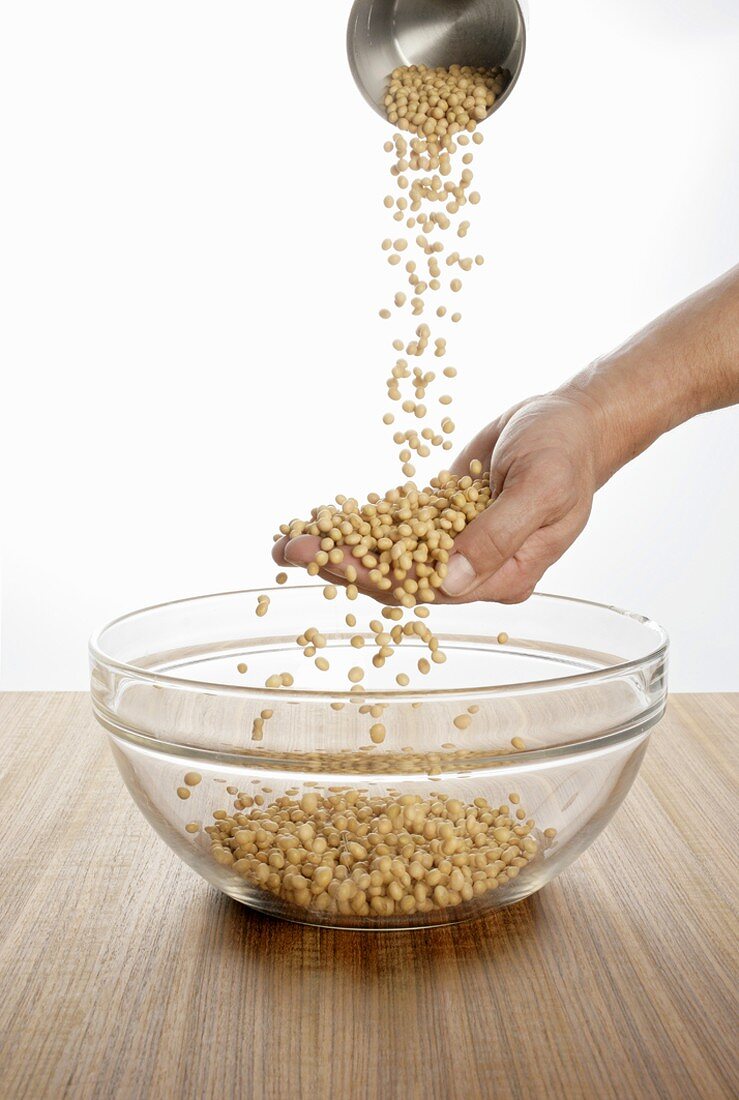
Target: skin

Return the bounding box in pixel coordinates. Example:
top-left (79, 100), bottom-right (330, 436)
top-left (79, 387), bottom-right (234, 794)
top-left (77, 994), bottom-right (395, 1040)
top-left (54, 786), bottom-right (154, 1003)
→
top-left (274, 264), bottom-right (739, 603)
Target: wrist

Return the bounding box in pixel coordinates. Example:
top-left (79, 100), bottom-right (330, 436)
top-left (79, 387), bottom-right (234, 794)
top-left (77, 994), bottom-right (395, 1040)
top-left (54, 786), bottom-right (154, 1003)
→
top-left (559, 266), bottom-right (739, 487)
top-left (554, 370), bottom-right (633, 488)
top-left (557, 340), bottom-right (703, 488)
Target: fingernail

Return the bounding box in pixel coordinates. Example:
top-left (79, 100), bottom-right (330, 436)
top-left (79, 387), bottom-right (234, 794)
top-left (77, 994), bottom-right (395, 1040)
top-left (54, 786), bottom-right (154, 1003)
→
top-left (441, 553), bottom-right (477, 596)
top-left (284, 536), bottom-right (311, 565)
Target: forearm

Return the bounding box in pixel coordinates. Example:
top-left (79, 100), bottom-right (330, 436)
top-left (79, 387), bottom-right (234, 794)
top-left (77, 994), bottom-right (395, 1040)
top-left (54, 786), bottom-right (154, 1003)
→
top-left (560, 264), bottom-right (739, 486)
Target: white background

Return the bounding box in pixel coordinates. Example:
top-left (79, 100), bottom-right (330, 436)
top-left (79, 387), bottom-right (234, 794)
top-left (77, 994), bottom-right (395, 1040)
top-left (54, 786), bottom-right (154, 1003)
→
top-left (1, 0), bottom-right (737, 690)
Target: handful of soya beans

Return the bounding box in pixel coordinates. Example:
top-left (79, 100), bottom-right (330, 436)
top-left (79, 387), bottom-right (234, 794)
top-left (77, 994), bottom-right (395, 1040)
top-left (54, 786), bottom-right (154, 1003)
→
top-left (279, 460), bottom-right (489, 616)
top-left (189, 784), bottom-right (556, 920)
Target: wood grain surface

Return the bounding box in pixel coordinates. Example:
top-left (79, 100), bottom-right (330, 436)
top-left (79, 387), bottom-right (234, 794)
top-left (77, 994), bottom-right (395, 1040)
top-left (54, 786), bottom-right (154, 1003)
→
top-left (0, 692), bottom-right (736, 1100)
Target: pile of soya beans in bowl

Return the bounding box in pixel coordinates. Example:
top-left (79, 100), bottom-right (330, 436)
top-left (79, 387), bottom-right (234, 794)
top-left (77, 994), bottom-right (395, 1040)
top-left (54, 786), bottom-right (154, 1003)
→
top-left (173, 63), bottom-right (560, 923)
top-left (181, 779), bottom-right (555, 921)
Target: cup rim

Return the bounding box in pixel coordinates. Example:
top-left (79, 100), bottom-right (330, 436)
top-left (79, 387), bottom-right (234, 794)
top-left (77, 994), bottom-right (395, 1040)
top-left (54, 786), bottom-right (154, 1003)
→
top-left (346, 0), bottom-right (528, 125)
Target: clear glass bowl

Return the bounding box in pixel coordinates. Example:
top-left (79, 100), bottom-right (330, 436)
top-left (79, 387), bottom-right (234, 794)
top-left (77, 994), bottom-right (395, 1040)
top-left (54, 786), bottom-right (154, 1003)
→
top-left (89, 587), bottom-right (668, 930)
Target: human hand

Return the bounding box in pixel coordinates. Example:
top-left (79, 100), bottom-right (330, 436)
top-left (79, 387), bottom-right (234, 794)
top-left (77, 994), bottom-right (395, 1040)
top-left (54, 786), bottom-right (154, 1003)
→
top-left (447, 261), bottom-right (739, 602)
top-left (273, 266), bottom-right (739, 604)
top-left (438, 392), bottom-right (600, 601)
top-left (272, 390), bottom-right (601, 605)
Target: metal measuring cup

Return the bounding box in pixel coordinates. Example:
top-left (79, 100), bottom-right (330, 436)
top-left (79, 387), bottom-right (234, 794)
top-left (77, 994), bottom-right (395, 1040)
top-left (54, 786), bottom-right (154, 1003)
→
top-left (347, 0), bottom-right (527, 125)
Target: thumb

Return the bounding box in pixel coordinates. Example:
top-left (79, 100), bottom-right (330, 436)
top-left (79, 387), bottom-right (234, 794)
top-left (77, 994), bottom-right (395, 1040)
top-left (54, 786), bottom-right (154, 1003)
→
top-left (440, 481), bottom-right (546, 598)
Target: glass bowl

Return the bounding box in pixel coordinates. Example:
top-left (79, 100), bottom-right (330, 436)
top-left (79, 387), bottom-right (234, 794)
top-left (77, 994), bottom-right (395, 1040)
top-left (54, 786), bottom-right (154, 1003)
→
top-left (89, 586), bottom-right (668, 930)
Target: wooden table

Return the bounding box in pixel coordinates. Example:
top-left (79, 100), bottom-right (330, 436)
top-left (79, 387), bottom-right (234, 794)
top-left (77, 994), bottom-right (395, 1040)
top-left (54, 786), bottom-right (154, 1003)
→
top-left (0, 693), bottom-right (736, 1100)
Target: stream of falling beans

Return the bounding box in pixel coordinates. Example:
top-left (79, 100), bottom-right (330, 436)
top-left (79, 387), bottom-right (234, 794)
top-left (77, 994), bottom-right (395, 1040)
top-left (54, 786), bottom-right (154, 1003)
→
top-left (378, 64), bottom-right (509, 477)
top-left (173, 64), bottom-right (560, 920)
top-left (263, 64), bottom-right (512, 743)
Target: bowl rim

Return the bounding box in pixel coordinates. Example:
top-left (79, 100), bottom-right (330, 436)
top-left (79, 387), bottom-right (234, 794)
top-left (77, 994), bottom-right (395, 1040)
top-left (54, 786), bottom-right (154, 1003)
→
top-left (89, 586), bottom-right (669, 703)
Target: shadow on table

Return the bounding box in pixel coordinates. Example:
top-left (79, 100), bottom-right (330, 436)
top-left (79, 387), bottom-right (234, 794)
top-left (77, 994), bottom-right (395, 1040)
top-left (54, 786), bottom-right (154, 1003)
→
top-left (200, 886), bottom-right (546, 983)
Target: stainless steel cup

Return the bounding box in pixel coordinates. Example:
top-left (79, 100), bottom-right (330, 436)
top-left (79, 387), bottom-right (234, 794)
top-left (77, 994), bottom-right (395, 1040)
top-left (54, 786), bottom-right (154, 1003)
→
top-left (347, 0), bottom-right (527, 124)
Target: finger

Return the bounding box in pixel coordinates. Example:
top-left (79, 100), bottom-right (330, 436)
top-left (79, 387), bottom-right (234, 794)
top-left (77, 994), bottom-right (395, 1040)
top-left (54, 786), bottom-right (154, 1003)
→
top-left (439, 477), bottom-right (549, 597)
top-left (272, 533), bottom-right (336, 568)
top-left (274, 534), bottom-right (384, 592)
top-left (467, 552), bottom-right (543, 605)
top-left (275, 534), bottom-right (448, 608)
top-left (271, 534), bottom-right (296, 566)
top-left (449, 401), bottom-right (530, 478)
top-left (449, 422), bottom-right (502, 478)
top-left (456, 507), bottom-right (591, 603)
top-left (276, 509), bottom-right (541, 607)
